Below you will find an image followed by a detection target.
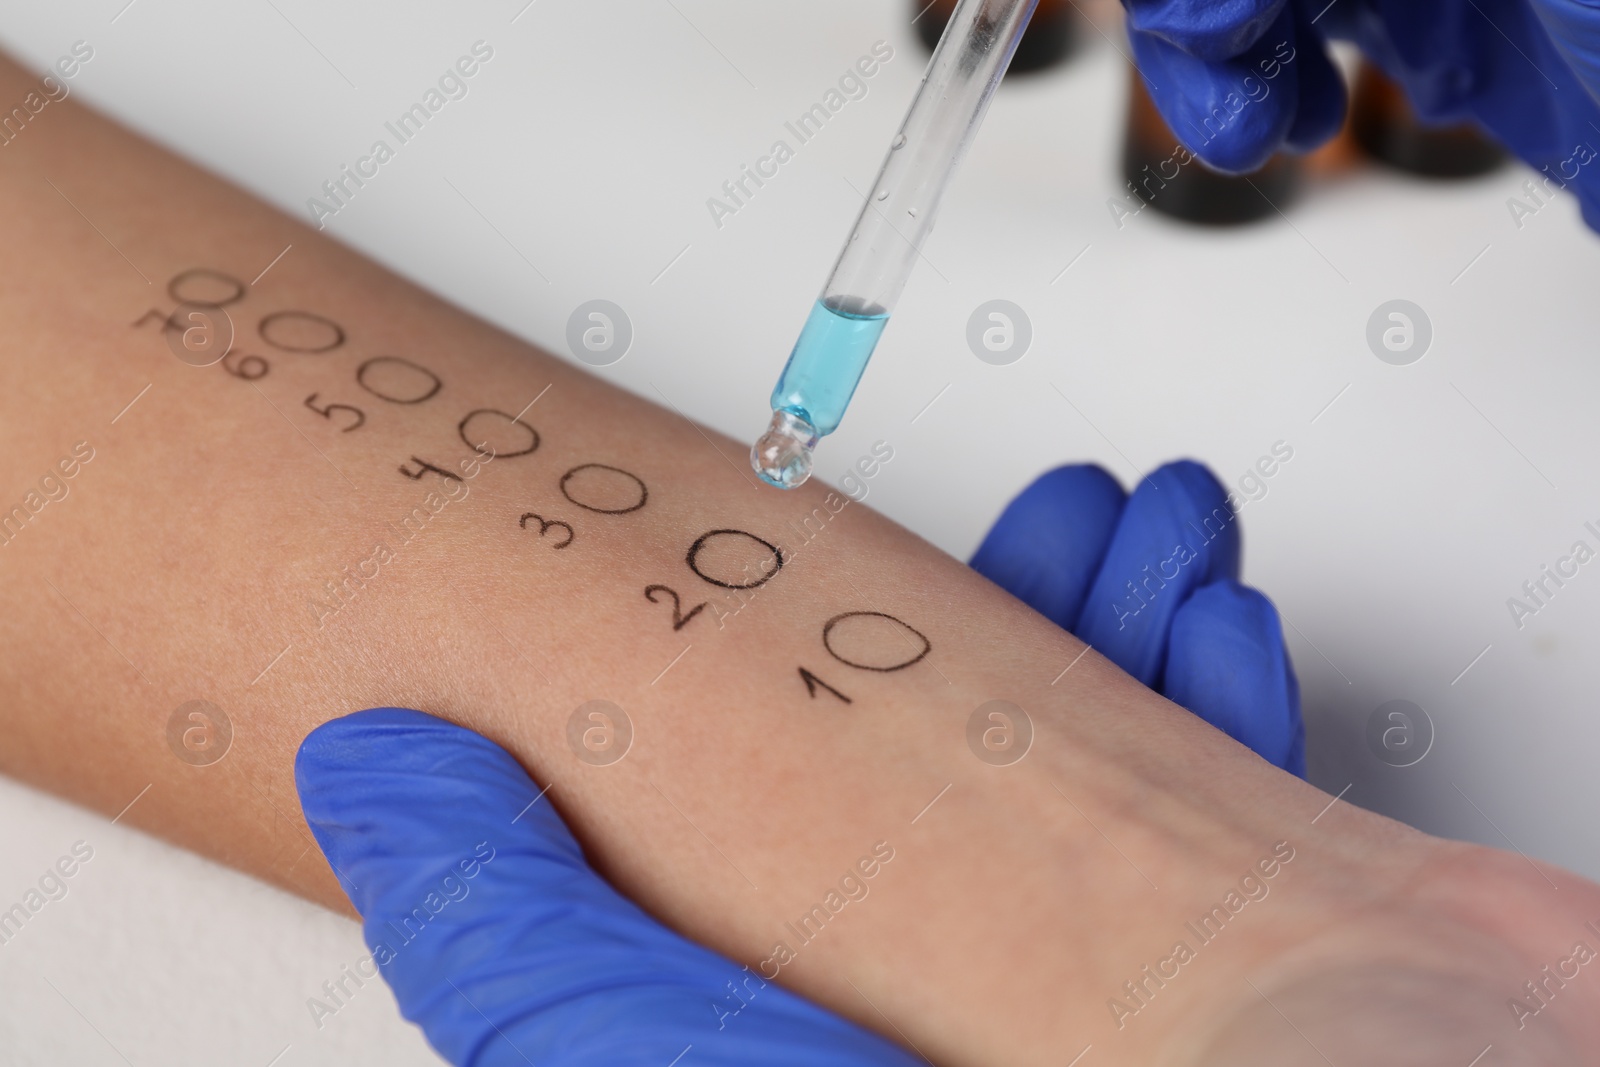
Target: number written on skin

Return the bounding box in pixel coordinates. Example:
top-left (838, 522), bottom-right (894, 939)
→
top-left (144, 271), bottom-right (918, 714)
top-left (358, 356), bottom-right (442, 405)
top-left (399, 456), bottom-right (462, 482)
top-left (260, 310), bottom-right (345, 353)
top-left (130, 307), bottom-right (185, 332)
top-left (822, 611), bottom-right (930, 672)
top-left (459, 409), bottom-right (538, 460)
top-left (169, 267), bottom-right (246, 308)
top-left (304, 393), bottom-right (365, 432)
top-left (798, 667), bottom-right (851, 704)
top-left (644, 584), bottom-right (706, 631)
top-left (521, 513), bottom-right (575, 550)
top-left (560, 463), bottom-right (648, 515)
top-left (686, 529), bottom-right (784, 591)
top-left (222, 351), bottom-right (269, 380)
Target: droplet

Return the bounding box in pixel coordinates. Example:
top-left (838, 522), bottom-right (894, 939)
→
top-left (876, 189), bottom-right (889, 201)
top-left (751, 410), bottom-right (819, 490)
top-left (892, 133), bottom-right (907, 149)
top-left (907, 207), bottom-right (919, 218)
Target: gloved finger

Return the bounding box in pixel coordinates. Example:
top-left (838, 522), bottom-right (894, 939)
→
top-left (1336, 0), bottom-right (1600, 226)
top-left (1487, 0), bottom-right (1600, 228)
top-left (295, 708), bottom-right (918, 1067)
top-left (1075, 460), bottom-right (1242, 689)
top-left (1282, 5), bottom-right (1346, 152)
top-left (1163, 580), bottom-right (1305, 775)
top-left (969, 464), bottom-right (1126, 632)
top-left (1124, 0), bottom-right (1288, 61)
top-left (1528, 0), bottom-right (1600, 103)
top-left (1128, 4), bottom-right (1300, 173)
top-left (1349, 0), bottom-right (1561, 144)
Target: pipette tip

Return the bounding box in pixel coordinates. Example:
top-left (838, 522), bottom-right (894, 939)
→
top-left (751, 409), bottom-right (818, 489)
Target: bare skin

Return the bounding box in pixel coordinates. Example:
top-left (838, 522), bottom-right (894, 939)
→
top-left (0, 52), bottom-right (1595, 1067)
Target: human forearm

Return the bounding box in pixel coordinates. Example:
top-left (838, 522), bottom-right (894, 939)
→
top-left (3, 52), bottom-right (1597, 1067)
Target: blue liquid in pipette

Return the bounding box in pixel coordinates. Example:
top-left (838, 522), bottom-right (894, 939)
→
top-left (769, 297), bottom-right (889, 436)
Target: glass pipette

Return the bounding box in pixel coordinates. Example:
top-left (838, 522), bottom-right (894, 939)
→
top-left (751, 0), bottom-right (1039, 488)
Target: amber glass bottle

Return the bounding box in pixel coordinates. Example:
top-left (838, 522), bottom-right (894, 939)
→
top-left (912, 0), bottom-right (1075, 74)
top-left (1350, 63), bottom-right (1505, 177)
top-left (1121, 68), bottom-right (1300, 225)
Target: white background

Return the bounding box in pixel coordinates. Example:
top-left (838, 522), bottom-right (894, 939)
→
top-left (2, 1), bottom-right (1599, 1063)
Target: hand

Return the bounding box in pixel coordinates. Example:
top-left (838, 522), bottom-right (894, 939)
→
top-left (971, 459), bottom-right (1303, 774)
top-left (1124, 0), bottom-right (1600, 228)
top-left (295, 458), bottom-right (1299, 1065)
top-left (296, 708), bottom-right (922, 1067)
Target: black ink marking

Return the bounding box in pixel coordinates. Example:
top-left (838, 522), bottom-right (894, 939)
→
top-left (822, 611), bottom-right (930, 673)
top-left (560, 463), bottom-right (648, 515)
top-left (686, 529), bottom-right (784, 590)
top-left (131, 307), bottom-right (181, 332)
top-left (221, 351), bottom-right (269, 380)
top-left (645, 585), bottom-right (706, 631)
top-left (259, 310), bottom-right (345, 353)
top-left (304, 393), bottom-right (365, 432)
top-left (519, 512), bottom-right (574, 550)
top-left (357, 356), bottom-right (442, 405)
top-left (169, 268), bottom-right (246, 308)
top-left (458, 409), bottom-right (539, 459)
top-left (399, 456), bottom-right (463, 482)
top-left (799, 666), bottom-right (852, 704)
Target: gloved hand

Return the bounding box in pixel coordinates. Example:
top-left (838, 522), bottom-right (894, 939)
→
top-left (298, 708), bottom-right (920, 1067)
top-left (970, 459), bottom-right (1303, 774)
top-left (294, 458), bottom-right (1300, 1066)
top-left (1124, 0), bottom-right (1600, 229)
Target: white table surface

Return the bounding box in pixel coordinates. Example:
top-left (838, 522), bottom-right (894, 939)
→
top-left (3, 1), bottom-right (1599, 1063)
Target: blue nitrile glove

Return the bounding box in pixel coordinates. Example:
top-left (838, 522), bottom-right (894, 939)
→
top-left (296, 709), bottom-right (922, 1067)
top-left (1124, 0), bottom-right (1600, 228)
top-left (294, 458), bottom-right (1299, 1066)
top-left (970, 460), bottom-right (1304, 775)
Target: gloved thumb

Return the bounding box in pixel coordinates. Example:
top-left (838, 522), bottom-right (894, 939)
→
top-left (294, 708), bottom-right (916, 1067)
